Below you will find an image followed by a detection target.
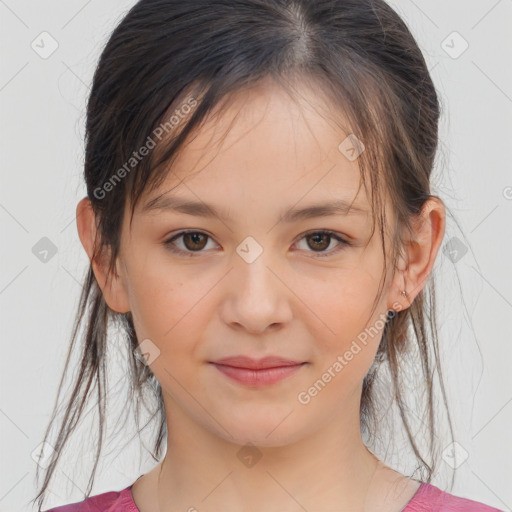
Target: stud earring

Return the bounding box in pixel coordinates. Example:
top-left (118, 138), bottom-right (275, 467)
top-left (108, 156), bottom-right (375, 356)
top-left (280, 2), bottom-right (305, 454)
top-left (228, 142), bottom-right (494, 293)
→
top-left (401, 290), bottom-right (408, 298)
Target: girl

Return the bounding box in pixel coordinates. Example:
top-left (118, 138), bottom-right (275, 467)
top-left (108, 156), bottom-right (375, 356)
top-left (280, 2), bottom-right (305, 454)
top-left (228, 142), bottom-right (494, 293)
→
top-left (31, 0), bottom-right (503, 511)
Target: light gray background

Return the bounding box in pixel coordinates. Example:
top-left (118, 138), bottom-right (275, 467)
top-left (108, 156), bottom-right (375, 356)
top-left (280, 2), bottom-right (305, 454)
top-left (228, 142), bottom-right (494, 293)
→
top-left (1, 0), bottom-right (511, 510)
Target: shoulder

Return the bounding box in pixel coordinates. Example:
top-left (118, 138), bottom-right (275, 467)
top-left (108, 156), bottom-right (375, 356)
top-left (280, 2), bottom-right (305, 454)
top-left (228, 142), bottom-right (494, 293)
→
top-left (42, 485), bottom-right (139, 512)
top-left (404, 482), bottom-right (505, 511)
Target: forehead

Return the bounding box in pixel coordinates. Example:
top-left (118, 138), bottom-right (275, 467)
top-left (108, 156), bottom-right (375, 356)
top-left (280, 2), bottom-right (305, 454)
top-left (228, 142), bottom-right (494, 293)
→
top-left (138, 79), bottom-right (372, 214)
top-left (126, 77), bottom-right (396, 240)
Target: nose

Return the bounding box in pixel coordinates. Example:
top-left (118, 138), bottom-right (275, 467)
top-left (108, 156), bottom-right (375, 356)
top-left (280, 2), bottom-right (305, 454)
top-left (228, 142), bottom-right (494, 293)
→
top-left (219, 254), bottom-right (293, 334)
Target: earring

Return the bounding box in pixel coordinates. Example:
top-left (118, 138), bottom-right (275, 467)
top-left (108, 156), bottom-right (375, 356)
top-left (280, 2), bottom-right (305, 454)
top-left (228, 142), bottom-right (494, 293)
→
top-left (387, 290), bottom-right (408, 323)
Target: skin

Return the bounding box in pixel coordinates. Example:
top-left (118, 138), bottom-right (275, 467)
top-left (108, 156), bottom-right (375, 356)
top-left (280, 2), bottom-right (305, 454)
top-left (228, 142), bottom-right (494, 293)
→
top-left (77, 77), bottom-right (445, 512)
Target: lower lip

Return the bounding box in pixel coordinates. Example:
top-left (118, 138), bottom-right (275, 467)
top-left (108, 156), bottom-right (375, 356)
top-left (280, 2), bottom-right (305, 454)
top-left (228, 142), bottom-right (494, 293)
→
top-left (211, 363), bottom-right (306, 387)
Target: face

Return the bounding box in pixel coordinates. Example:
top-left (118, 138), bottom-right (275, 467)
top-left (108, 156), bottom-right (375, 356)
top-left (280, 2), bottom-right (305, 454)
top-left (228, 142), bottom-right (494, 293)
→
top-left (113, 79), bottom-right (402, 447)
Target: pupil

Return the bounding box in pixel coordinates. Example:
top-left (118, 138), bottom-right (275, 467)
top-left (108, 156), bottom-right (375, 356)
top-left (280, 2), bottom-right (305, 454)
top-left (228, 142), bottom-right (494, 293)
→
top-left (309, 233), bottom-right (329, 251)
top-left (185, 233), bottom-right (207, 251)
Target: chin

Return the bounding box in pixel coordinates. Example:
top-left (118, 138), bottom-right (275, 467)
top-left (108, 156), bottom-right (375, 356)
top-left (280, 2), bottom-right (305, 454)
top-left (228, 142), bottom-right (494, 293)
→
top-left (216, 417), bottom-right (306, 449)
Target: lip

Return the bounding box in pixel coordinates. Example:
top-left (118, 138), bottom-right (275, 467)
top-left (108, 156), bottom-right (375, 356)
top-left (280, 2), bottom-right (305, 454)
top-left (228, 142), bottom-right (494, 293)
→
top-left (209, 356), bottom-right (307, 387)
top-left (211, 355), bottom-right (305, 370)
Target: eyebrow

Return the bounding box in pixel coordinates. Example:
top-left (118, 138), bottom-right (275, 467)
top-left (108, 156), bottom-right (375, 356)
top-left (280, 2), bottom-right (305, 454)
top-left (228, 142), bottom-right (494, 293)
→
top-left (141, 194), bottom-right (369, 222)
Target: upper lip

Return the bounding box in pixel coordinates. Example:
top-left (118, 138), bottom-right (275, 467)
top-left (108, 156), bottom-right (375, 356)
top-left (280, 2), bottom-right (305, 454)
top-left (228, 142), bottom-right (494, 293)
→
top-left (211, 356), bottom-right (305, 370)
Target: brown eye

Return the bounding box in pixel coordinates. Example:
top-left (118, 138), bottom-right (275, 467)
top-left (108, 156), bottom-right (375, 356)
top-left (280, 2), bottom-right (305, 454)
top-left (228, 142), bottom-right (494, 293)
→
top-left (306, 232), bottom-right (331, 251)
top-left (163, 231), bottom-right (217, 256)
top-left (294, 230), bottom-right (350, 257)
top-left (182, 232), bottom-right (208, 251)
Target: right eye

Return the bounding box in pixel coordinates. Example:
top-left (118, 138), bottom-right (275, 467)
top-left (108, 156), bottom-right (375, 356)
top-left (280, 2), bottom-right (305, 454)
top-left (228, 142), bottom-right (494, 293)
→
top-left (163, 230), bottom-right (219, 257)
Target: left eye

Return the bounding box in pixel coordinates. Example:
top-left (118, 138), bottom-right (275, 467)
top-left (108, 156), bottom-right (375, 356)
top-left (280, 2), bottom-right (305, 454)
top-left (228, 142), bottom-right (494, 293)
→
top-left (294, 230), bottom-right (349, 257)
top-left (163, 230), bottom-right (350, 257)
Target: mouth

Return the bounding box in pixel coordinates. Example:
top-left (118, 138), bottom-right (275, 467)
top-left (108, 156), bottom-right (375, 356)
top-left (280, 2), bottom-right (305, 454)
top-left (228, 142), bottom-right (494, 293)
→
top-left (209, 356), bottom-right (308, 387)
top-left (211, 355), bottom-right (306, 370)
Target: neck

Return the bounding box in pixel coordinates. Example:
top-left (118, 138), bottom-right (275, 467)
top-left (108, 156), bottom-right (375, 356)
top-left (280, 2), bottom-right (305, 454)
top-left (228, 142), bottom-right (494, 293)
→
top-left (151, 398), bottom-right (384, 512)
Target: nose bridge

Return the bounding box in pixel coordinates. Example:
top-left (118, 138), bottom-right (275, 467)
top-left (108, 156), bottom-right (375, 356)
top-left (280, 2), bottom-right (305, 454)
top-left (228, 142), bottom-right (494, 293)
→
top-left (234, 242), bottom-right (279, 301)
top-left (223, 237), bottom-right (292, 332)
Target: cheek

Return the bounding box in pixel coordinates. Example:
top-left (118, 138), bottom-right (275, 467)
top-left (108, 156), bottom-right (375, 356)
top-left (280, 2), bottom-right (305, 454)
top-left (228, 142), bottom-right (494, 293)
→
top-left (125, 258), bottom-right (215, 369)
top-left (128, 273), bottom-right (182, 335)
top-left (303, 266), bottom-right (386, 373)
top-left (124, 255), bottom-right (199, 354)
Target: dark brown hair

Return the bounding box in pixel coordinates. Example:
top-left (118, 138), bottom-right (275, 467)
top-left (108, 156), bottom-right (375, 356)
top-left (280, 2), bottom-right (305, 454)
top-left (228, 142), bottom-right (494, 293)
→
top-left (32, 0), bottom-right (460, 509)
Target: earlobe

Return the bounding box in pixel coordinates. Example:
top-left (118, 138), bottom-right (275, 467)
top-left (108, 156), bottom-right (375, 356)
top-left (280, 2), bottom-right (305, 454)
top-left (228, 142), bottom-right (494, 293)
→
top-left (76, 197), bottom-right (131, 313)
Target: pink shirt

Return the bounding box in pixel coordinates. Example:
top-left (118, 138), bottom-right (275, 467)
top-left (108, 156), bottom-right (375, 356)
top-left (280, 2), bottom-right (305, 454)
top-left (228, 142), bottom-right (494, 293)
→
top-left (43, 481), bottom-right (504, 511)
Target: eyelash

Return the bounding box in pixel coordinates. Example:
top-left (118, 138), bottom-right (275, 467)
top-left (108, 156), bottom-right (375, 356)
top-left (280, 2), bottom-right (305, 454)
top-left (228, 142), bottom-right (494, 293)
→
top-left (163, 229), bottom-right (350, 258)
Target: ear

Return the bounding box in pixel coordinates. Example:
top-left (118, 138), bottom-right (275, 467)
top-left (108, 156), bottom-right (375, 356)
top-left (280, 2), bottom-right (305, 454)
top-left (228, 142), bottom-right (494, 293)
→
top-left (76, 197), bottom-right (131, 313)
top-left (389, 197), bottom-right (446, 312)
